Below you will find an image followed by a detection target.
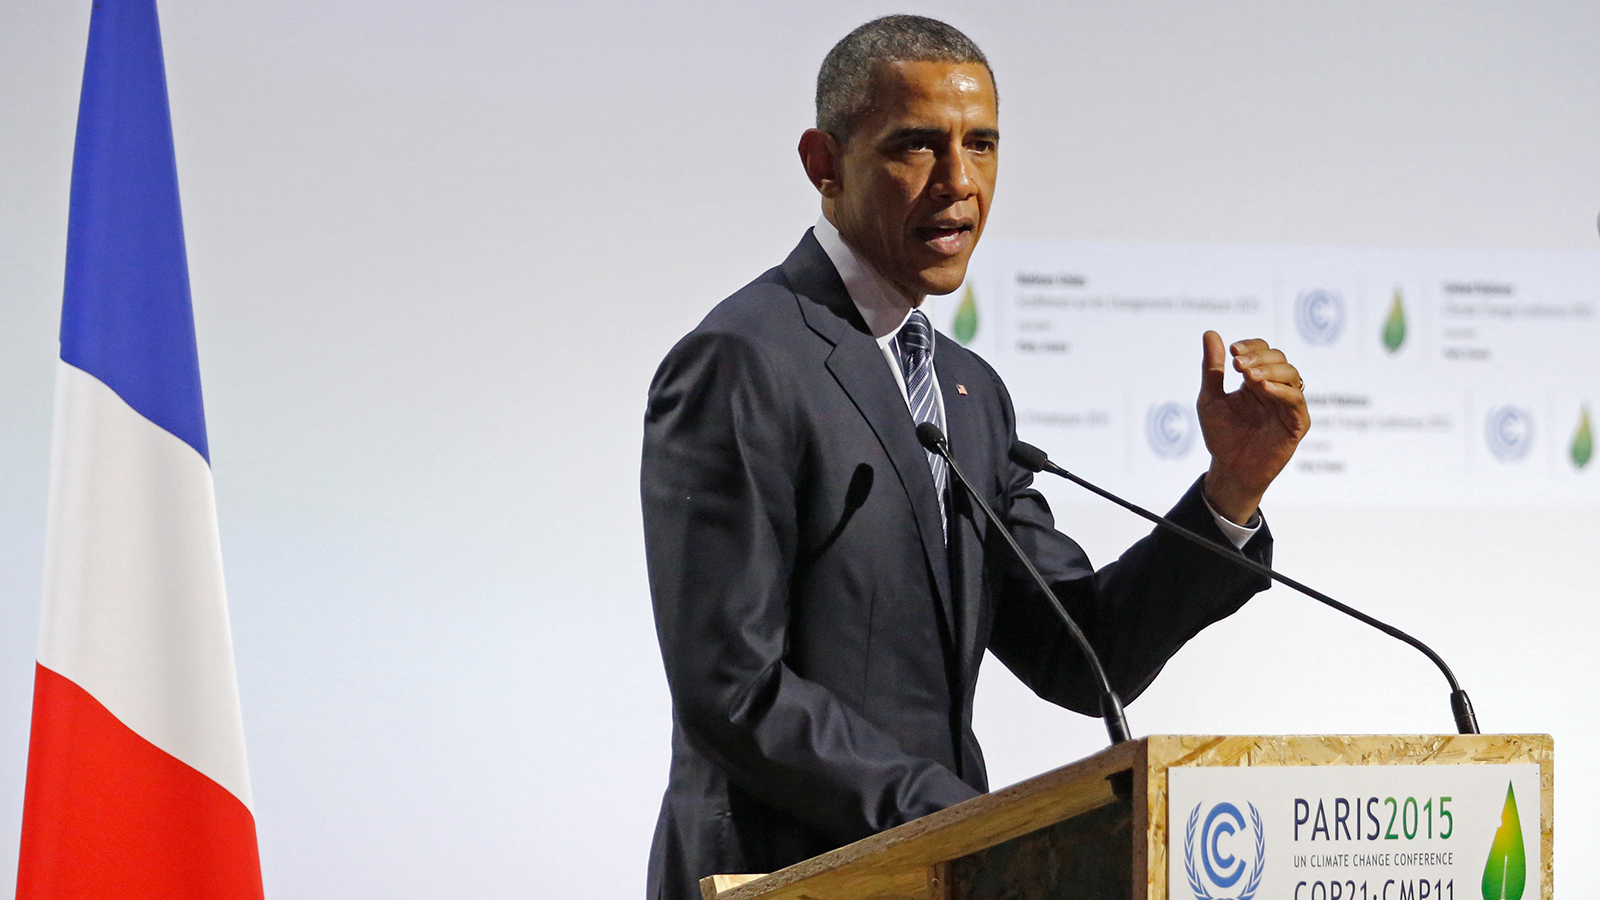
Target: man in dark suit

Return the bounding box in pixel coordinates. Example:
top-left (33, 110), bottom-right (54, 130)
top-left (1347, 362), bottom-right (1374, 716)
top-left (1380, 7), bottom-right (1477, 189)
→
top-left (640, 16), bottom-right (1308, 900)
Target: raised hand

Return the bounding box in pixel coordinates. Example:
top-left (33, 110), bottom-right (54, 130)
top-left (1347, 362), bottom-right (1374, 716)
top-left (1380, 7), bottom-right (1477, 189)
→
top-left (1196, 330), bottom-right (1310, 524)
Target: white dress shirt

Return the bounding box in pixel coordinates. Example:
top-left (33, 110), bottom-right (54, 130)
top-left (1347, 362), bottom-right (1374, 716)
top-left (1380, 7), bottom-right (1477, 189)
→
top-left (811, 215), bottom-right (1258, 548)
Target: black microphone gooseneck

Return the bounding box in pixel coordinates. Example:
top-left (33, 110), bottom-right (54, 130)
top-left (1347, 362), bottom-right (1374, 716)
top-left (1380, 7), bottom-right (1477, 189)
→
top-left (1008, 440), bottom-right (1480, 735)
top-left (915, 423), bottom-right (1132, 745)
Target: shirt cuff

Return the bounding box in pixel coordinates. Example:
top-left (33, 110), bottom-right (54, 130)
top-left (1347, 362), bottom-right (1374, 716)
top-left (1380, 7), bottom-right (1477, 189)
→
top-left (1201, 492), bottom-right (1261, 549)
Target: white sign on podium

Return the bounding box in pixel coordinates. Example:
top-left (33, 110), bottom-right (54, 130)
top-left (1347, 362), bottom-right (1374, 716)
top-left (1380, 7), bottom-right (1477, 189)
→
top-left (1167, 763), bottom-right (1541, 900)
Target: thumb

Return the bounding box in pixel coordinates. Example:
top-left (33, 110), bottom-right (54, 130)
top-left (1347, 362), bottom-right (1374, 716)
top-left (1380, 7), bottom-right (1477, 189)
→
top-left (1199, 330), bottom-right (1227, 400)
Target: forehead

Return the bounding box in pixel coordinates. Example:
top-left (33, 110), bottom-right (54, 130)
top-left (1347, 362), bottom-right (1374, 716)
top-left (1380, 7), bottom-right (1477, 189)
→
top-left (860, 60), bottom-right (997, 128)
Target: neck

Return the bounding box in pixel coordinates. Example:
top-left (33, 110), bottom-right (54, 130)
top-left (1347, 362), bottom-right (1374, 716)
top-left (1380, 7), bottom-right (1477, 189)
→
top-left (822, 208), bottom-right (923, 307)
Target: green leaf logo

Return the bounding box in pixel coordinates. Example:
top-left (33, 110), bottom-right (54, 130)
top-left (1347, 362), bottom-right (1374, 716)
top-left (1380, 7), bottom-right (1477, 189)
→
top-left (1382, 287), bottom-right (1407, 353)
top-left (1572, 405), bottom-right (1592, 469)
top-left (1481, 782), bottom-right (1527, 900)
top-left (952, 283), bottom-right (978, 345)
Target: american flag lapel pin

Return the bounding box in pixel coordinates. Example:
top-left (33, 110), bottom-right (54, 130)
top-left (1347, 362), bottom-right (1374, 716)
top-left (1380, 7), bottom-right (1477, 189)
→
top-left (956, 384), bottom-right (968, 395)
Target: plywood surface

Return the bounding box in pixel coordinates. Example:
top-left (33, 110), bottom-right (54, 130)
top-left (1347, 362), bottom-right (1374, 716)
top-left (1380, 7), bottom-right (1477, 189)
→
top-left (945, 794), bottom-right (1133, 900)
top-left (702, 875), bottom-right (769, 899)
top-left (707, 739), bottom-right (1140, 900)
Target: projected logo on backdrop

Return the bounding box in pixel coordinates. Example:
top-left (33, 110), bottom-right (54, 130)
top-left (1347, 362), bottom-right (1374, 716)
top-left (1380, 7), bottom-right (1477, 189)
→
top-left (1485, 406), bottom-right (1534, 462)
top-left (1146, 401), bottom-right (1197, 458)
top-left (951, 283), bottom-right (979, 345)
top-left (1295, 289), bottom-right (1346, 346)
top-left (1382, 287), bottom-right (1408, 353)
top-left (1184, 801), bottom-right (1264, 900)
top-left (1570, 405), bottom-right (1592, 469)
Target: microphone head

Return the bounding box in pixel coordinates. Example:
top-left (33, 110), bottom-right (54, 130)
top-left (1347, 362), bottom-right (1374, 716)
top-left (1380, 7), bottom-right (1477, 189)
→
top-left (915, 422), bottom-right (947, 452)
top-left (1008, 440), bottom-right (1050, 473)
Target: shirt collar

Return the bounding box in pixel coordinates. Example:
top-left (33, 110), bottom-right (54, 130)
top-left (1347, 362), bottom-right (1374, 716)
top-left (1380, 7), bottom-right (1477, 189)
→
top-left (813, 215), bottom-right (919, 340)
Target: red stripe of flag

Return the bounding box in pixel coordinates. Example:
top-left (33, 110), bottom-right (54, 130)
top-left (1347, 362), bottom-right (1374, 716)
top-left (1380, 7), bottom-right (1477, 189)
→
top-left (17, 664), bottom-right (264, 900)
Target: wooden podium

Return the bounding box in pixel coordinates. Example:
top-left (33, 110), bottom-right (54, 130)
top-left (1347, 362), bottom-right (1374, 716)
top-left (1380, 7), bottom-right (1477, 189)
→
top-left (701, 735), bottom-right (1552, 900)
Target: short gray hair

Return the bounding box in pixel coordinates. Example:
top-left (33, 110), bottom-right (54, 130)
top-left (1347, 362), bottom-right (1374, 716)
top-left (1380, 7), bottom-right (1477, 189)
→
top-left (816, 15), bottom-right (994, 142)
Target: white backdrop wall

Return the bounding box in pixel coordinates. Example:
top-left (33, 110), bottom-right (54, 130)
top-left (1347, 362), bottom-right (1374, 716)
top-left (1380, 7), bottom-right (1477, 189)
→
top-left (2, 2), bottom-right (1597, 896)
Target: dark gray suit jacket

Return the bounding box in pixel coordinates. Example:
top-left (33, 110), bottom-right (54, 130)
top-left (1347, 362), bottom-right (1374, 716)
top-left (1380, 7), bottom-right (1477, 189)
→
top-left (641, 231), bottom-right (1271, 900)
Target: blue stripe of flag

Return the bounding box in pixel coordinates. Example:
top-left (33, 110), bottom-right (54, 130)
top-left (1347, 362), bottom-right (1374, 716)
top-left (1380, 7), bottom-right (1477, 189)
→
top-left (59, 0), bottom-right (209, 463)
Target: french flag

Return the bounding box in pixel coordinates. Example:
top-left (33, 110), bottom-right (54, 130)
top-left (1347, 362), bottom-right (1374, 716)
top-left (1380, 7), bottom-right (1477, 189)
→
top-left (16, 1), bottom-right (265, 896)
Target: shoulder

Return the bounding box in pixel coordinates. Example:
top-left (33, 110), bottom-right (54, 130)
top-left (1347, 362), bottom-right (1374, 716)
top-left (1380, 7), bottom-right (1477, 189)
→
top-left (646, 258), bottom-right (822, 414)
top-left (692, 265), bottom-right (807, 344)
top-left (658, 232), bottom-right (851, 379)
top-left (656, 267), bottom-right (808, 384)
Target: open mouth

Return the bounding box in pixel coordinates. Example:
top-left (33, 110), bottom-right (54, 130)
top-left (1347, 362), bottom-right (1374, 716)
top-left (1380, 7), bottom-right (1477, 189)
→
top-left (913, 222), bottom-right (974, 255)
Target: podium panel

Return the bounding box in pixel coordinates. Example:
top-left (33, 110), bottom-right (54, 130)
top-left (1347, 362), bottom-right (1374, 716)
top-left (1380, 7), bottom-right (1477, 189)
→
top-left (700, 735), bottom-right (1552, 900)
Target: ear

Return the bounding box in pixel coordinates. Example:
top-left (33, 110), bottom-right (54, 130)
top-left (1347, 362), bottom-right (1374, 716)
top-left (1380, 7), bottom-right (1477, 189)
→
top-left (798, 128), bottom-right (844, 198)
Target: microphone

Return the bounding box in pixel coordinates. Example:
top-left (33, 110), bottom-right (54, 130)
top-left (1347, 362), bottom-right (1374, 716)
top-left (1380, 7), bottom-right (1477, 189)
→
top-left (1008, 440), bottom-right (1480, 735)
top-left (915, 423), bottom-right (1132, 745)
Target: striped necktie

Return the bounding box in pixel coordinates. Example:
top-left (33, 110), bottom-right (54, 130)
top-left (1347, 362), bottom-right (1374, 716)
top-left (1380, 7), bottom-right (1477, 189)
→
top-left (893, 309), bottom-right (948, 538)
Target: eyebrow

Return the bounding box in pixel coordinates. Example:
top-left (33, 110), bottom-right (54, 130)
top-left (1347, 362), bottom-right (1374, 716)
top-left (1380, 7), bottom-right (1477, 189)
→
top-left (883, 126), bottom-right (1001, 144)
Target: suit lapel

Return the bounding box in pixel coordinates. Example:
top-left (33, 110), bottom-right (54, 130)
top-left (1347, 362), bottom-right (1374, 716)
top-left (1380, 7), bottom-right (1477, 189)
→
top-left (823, 338), bottom-right (955, 630)
top-left (934, 341), bottom-right (990, 682)
top-left (783, 232), bottom-right (956, 643)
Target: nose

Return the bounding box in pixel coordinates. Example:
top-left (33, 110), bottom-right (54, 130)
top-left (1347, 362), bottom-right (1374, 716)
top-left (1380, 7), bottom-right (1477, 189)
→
top-left (931, 145), bottom-right (977, 201)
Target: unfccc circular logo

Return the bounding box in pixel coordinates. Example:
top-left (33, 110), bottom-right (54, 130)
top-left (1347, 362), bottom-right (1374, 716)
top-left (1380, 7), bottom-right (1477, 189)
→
top-left (1295, 289), bottom-right (1345, 346)
top-left (1146, 401), bottom-right (1196, 459)
top-left (1184, 801), bottom-right (1264, 900)
top-left (1485, 406), bottom-right (1534, 461)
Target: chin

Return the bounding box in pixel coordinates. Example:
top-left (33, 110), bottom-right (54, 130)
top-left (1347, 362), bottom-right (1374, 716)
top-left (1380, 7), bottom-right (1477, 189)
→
top-left (917, 267), bottom-right (970, 297)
